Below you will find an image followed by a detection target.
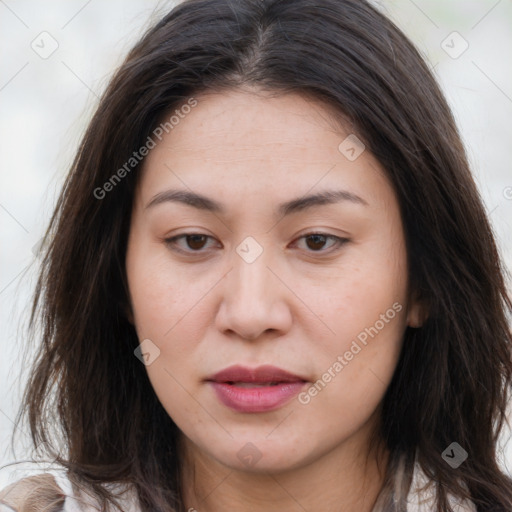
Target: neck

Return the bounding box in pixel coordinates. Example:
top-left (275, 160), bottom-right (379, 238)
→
top-left (179, 426), bottom-right (389, 512)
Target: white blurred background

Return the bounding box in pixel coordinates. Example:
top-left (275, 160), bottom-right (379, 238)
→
top-left (1, 0), bottom-right (511, 489)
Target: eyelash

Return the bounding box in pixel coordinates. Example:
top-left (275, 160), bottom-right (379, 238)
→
top-left (163, 232), bottom-right (349, 256)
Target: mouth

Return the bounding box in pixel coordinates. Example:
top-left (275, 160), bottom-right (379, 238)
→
top-left (223, 382), bottom-right (284, 387)
top-left (206, 365), bottom-right (308, 413)
top-left (208, 364), bottom-right (307, 384)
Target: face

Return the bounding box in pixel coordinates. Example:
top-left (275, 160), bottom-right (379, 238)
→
top-left (125, 88), bottom-right (421, 474)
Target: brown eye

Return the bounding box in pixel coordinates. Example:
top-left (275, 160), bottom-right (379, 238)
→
top-left (305, 234), bottom-right (329, 251)
top-left (295, 233), bottom-right (348, 254)
top-left (185, 234), bottom-right (208, 250)
top-left (164, 233), bottom-right (217, 254)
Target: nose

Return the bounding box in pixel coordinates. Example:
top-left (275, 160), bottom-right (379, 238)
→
top-left (214, 247), bottom-right (293, 341)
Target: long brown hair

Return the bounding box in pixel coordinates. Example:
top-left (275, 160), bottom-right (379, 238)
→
top-left (9, 0), bottom-right (512, 510)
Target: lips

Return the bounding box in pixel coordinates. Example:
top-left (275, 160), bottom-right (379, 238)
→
top-left (208, 364), bottom-right (307, 385)
top-left (206, 365), bottom-right (308, 413)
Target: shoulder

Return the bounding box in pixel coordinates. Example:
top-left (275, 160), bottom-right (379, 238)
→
top-left (0, 471), bottom-right (139, 512)
top-left (0, 472), bottom-right (65, 511)
top-left (406, 461), bottom-right (477, 512)
top-left (373, 452), bottom-right (477, 512)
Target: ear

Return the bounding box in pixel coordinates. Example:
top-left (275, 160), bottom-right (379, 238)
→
top-left (119, 273), bottom-right (135, 325)
top-left (406, 292), bottom-right (429, 328)
top-left (121, 299), bottom-right (135, 325)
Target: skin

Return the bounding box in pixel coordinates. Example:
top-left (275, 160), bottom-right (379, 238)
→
top-left (125, 87), bottom-right (424, 512)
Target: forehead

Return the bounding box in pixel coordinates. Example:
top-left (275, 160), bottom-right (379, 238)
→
top-left (136, 88), bottom-right (394, 212)
top-left (153, 88), bottom-right (347, 159)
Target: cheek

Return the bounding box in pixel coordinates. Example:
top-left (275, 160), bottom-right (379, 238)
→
top-left (296, 304), bottom-right (407, 447)
top-left (299, 230), bottom-right (408, 407)
top-left (126, 239), bottom-right (205, 339)
top-left (303, 254), bottom-right (408, 354)
top-left (145, 363), bottom-right (202, 437)
top-left (126, 239), bottom-right (215, 382)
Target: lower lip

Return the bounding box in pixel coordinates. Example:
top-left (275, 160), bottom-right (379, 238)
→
top-left (209, 381), bottom-right (306, 413)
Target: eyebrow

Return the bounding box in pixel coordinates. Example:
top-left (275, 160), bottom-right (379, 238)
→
top-left (145, 188), bottom-right (368, 216)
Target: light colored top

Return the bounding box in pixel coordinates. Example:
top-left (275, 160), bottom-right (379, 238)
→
top-left (404, 460), bottom-right (476, 511)
top-left (0, 461), bottom-right (476, 512)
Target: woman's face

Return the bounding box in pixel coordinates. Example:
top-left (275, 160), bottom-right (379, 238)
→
top-left (126, 88), bottom-right (421, 473)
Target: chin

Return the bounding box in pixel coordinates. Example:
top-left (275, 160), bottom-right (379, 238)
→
top-left (207, 438), bottom-right (313, 474)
